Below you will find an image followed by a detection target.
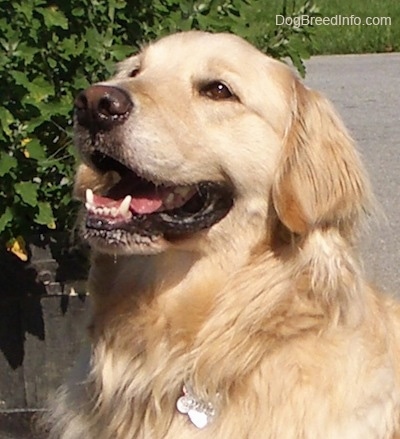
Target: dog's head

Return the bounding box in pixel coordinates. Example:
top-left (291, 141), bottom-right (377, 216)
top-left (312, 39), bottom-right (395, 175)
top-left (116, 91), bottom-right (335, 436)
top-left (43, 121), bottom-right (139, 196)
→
top-left (73, 31), bottom-right (371, 256)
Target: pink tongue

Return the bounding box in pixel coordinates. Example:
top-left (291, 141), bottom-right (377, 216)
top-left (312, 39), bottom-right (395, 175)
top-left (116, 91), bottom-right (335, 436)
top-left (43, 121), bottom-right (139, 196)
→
top-left (93, 193), bottom-right (163, 214)
top-left (98, 174), bottom-right (166, 215)
top-left (129, 196), bottom-right (163, 214)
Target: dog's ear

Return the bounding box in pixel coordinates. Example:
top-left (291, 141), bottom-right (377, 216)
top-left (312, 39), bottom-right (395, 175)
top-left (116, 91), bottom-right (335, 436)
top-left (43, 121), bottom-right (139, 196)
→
top-left (272, 80), bottom-right (372, 239)
top-left (272, 80), bottom-right (374, 324)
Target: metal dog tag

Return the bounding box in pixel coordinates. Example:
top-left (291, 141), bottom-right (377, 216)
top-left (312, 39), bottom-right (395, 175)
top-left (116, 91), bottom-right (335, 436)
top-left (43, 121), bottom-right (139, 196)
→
top-left (176, 385), bottom-right (215, 429)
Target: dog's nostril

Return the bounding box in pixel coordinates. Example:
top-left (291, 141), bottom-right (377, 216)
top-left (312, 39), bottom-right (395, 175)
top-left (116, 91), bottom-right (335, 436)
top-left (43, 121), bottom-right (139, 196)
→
top-left (97, 95), bottom-right (128, 117)
top-left (74, 92), bottom-right (88, 111)
top-left (74, 85), bottom-right (133, 130)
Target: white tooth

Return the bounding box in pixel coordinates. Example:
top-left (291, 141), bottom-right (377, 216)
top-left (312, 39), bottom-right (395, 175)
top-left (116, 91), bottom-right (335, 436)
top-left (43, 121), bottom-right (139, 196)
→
top-left (165, 193), bottom-right (175, 207)
top-left (86, 188), bottom-right (94, 204)
top-left (175, 187), bottom-right (190, 197)
top-left (85, 202), bottom-right (93, 211)
top-left (118, 195), bottom-right (132, 215)
top-left (110, 207), bottom-right (118, 217)
top-left (103, 207), bottom-right (110, 216)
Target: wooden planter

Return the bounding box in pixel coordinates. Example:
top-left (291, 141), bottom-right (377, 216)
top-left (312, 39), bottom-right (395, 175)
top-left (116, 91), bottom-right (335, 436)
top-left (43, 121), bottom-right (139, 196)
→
top-left (0, 233), bottom-right (89, 437)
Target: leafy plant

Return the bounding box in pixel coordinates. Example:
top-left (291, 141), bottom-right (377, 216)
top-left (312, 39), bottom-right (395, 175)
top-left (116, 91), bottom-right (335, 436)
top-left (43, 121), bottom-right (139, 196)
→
top-left (0, 0), bottom-right (318, 259)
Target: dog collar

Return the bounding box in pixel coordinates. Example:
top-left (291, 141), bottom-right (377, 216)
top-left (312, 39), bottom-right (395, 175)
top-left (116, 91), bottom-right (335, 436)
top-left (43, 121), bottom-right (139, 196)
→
top-left (176, 384), bottom-right (216, 429)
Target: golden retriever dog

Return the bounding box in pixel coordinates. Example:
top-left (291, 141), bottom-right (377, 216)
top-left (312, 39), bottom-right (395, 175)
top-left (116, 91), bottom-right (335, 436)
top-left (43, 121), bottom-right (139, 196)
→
top-left (45, 31), bottom-right (400, 438)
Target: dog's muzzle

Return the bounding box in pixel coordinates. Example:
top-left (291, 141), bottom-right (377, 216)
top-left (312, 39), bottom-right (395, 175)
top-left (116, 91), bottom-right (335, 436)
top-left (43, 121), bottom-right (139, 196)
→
top-left (73, 86), bottom-right (234, 250)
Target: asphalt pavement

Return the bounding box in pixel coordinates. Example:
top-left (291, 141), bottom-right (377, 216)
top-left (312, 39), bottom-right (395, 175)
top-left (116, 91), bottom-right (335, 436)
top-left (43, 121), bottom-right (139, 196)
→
top-left (304, 53), bottom-right (400, 295)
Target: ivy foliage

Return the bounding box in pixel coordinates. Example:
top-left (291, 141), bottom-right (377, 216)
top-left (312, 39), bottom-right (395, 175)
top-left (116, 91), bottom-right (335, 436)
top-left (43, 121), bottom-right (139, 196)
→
top-left (0, 0), bottom-right (319, 249)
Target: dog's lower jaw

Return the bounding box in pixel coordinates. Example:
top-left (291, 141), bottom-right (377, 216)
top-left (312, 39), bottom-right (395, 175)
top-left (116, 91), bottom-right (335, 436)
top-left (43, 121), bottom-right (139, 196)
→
top-left (83, 228), bottom-right (168, 255)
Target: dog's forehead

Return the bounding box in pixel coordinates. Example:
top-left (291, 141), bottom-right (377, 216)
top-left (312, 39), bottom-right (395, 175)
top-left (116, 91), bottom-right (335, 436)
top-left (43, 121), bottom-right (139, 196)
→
top-left (139, 32), bottom-right (286, 79)
top-left (145, 32), bottom-right (258, 61)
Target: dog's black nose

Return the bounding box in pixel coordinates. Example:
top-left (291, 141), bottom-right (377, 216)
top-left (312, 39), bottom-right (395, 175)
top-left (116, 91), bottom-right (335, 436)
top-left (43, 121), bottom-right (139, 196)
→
top-left (74, 85), bottom-right (133, 130)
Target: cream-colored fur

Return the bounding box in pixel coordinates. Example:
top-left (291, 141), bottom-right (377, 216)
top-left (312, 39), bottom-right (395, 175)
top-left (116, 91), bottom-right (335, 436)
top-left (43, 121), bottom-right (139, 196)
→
top-left (44, 32), bottom-right (400, 438)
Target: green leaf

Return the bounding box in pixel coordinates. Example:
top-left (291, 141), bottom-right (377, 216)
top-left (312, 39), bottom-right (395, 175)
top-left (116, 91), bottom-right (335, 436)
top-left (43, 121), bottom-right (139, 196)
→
top-left (73, 76), bottom-right (90, 90)
top-left (25, 139), bottom-right (46, 160)
top-left (71, 7), bottom-right (84, 17)
top-left (110, 45), bottom-right (135, 61)
top-left (35, 201), bottom-right (55, 227)
top-left (60, 36), bottom-right (80, 58)
top-left (84, 28), bottom-right (104, 51)
top-left (0, 207), bottom-right (12, 233)
top-left (15, 182), bottom-right (39, 207)
top-left (39, 6), bottom-right (69, 30)
top-left (10, 71), bottom-right (31, 90)
top-left (37, 97), bottom-right (72, 119)
top-left (24, 117), bottom-right (46, 133)
top-left (0, 153), bottom-right (17, 176)
top-left (71, 6), bottom-right (85, 17)
top-left (0, 107), bottom-right (15, 137)
top-left (113, 0), bottom-right (127, 9)
top-left (14, 43), bottom-right (39, 65)
top-left (29, 77), bottom-right (55, 101)
top-left (48, 57), bottom-right (57, 69)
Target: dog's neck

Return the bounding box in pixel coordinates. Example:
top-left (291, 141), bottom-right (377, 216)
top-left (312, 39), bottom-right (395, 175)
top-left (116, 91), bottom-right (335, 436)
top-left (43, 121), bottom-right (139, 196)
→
top-left (88, 224), bottom-right (266, 306)
top-left (88, 243), bottom-right (250, 322)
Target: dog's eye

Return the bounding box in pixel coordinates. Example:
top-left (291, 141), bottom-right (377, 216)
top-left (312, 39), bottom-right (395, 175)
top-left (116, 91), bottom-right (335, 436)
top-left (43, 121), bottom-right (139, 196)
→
top-left (129, 68), bottom-right (140, 78)
top-left (200, 81), bottom-right (236, 101)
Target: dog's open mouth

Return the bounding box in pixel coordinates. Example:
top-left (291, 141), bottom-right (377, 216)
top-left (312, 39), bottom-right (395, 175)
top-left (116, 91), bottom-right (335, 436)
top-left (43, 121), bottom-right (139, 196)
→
top-left (83, 151), bottom-right (233, 245)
